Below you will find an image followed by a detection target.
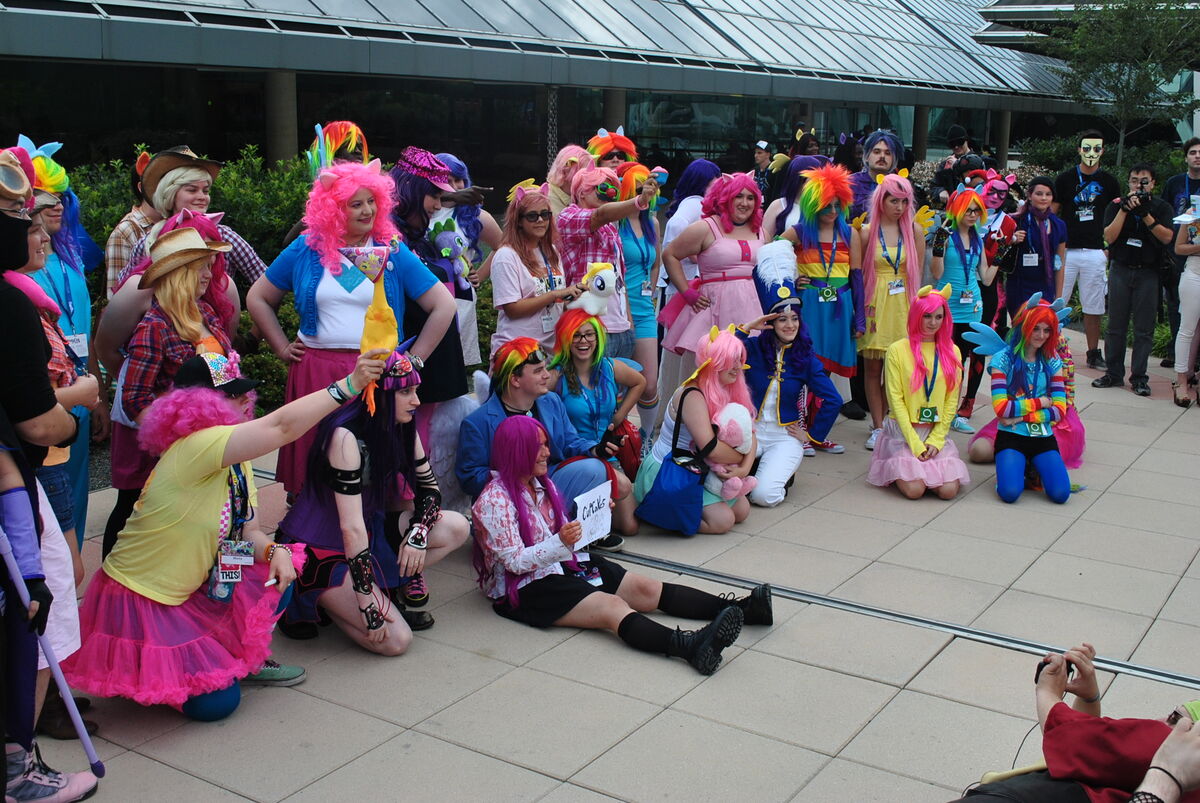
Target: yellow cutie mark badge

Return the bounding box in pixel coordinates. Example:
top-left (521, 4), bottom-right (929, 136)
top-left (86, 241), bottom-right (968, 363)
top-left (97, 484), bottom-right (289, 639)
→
top-left (777, 286), bottom-right (791, 298)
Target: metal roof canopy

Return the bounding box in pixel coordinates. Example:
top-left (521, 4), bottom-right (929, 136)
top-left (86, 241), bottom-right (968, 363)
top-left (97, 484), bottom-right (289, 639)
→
top-left (0, 0), bottom-right (1078, 113)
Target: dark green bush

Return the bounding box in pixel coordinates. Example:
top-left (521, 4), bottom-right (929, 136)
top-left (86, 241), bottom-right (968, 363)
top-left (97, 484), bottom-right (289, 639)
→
top-left (209, 145), bottom-right (310, 260)
top-left (1017, 137), bottom-right (1187, 178)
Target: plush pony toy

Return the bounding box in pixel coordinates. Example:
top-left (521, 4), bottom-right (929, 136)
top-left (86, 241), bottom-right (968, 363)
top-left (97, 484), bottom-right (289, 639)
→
top-left (702, 403), bottom-right (758, 501)
top-left (427, 217), bottom-right (472, 296)
top-left (567, 262), bottom-right (618, 317)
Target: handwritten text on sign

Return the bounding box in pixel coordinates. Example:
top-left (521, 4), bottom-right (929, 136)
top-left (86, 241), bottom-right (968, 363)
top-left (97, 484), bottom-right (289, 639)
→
top-left (572, 481), bottom-right (612, 549)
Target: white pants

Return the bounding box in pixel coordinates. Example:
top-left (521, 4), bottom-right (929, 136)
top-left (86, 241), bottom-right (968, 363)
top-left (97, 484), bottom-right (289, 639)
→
top-left (1175, 258), bottom-right (1200, 376)
top-left (36, 480), bottom-right (80, 669)
top-left (750, 423), bottom-right (805, 507)
top-left (1061, 248), bottom-right (1108, 315)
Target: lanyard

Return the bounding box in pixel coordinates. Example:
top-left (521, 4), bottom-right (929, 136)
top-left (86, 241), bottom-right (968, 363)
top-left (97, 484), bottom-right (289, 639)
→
top-left (922, 350), bottom-right (940, 402)
top-left (878, 226), bottom-right (903, 275)
top-left (226, 464), bottom-right (250, 542)
top-left (1076, 166), bottom-right (1087, 195)
top-left (538, 246), bottom-right (556, 290)
top-left (952, 229), bottom-right (980, 286)
top-left (44, 260), bottom-right (77, 331)
top-left (817, 229), bottom-right (839, 278)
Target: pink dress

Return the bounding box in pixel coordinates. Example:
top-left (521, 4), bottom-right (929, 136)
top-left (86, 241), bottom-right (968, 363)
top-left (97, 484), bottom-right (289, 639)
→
top-left (662, 217), bottom-right (766, 355)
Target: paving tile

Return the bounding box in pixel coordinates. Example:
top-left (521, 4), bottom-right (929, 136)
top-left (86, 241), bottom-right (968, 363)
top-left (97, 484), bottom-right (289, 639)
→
top-left (833, 563), bottom-right (1004, 625)
top-left (284, 731), bottom-right (558, 802)
top-left (1012, 552), bottom-right (1177, 617)
top-left (90, 750), bottom-right (247, 802)
top-left (972, 590), bottom-right (1152, 659)
top-left (298, 638), bottom-right (512, 726)
top-left (1098, 674), bottom-right (1196, 721)
top-left (539, 784), bottom-right (620, 802)
top-left (1189, 551), bottom-right (1200, 579)
top-left (881, 527), bottom-right (1041, 586)
top-left (84, 487), bottom-right (116, 542)
top-left (1078, 438), bottom-right (1146, 468)
top-left (841, 691), bottom-right (1034, 788)
top-left (1051, 520), bottom-right (1199, 575)
top-left (674, 650), bottom-right (896, 753)
top-left (778, 471), bottom-right (846, 508)
top-left (812, 482), bottom-right (950, 527)
top-left (1151, 427), bottom-right (1200, 455)
top-left (1063, 459), bottom-right (1124, 492)
top-left (791, 758), bottom-right (954, 802)
top-left (701, 537), bottom-right (869, 595)
top-left (754, 605), bottom-right (950, 686)
top-left (1083, 420), bottom-right (1170, 447)
top-left (1082, 402), bottom-right (1174, 432)
top-left (621, 529), bottom-right (749, 566)
top-left (1131, 447), bottom-right (1200, 478)
top-left (264, 624), bottom-right (358, 673)
top-left (573, 710), bottom-right (825, 802)
top-left (926, 500), bottom-right (1070, 548)
top-left (34, 735), bottom-right (126, 774)
top-left (415, 591), bottom-right (575, 665)
top-left (730, 499), bottom-right (809, 535)
top-left (417, 668), bottom-right (657, 779)
top-left (1081, 493), bottom-right (1200, 540)
top-left (137, 688), bottom-right (401, 802)
top-left (1109, 469), bottom-right (1200, 508)
top-left (81, 696), bottom-right (189, 750)
top-left (1130, 619), bottom-right (1200, 677)
top-left (420, 565), bottom-right (484, 611)
top-left (756, 506), bottom-right (915, 560)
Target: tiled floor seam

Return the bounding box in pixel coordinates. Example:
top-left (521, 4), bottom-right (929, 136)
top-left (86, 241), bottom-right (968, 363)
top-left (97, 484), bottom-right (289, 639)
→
top-left (127, 747), bottom-right (257, 801)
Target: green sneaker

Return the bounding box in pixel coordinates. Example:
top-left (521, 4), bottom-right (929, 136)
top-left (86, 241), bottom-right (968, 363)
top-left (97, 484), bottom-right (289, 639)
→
top-left (243, 659), bottom-right (306, 687)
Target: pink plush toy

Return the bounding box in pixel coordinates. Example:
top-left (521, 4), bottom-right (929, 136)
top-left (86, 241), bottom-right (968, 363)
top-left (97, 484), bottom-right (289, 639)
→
top-left (703, 403), bottom-right (758, 500)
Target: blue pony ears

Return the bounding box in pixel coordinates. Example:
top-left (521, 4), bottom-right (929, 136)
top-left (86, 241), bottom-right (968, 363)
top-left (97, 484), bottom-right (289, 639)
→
top-left (1024, 293), bottom-right (1074, 323)
top-left (15, 135), bottom-right (62, 160)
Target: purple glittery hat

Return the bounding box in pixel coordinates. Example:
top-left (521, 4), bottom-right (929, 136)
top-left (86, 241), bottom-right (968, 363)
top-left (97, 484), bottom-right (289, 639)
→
top-left (395, 147), bottom-right (455, 193)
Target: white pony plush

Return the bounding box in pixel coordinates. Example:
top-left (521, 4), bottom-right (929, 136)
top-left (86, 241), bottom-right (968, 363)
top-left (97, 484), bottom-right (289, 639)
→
top-left (567, 262), bottom-right (618, 317)
top-left (702, 403), bottom-right (758, 501)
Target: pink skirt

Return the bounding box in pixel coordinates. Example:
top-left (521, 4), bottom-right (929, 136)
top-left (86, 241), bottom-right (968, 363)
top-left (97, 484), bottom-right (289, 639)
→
top-left (661, 275), bottom-right (761, 355)
top-left (970, 408), bottom-right (1086, 470)
top-left (276, 348), bottom-right (359, 494)
top-left (63, 553), bottom-right (303, 709)
top-left (867, 419), bottom-right (970, 488)
top-left (109, 421), bottom-right (158, 490)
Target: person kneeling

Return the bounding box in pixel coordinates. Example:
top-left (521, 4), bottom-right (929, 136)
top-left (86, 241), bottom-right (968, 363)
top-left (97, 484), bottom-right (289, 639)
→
top-left (472, 416), bottom-right (772, 675)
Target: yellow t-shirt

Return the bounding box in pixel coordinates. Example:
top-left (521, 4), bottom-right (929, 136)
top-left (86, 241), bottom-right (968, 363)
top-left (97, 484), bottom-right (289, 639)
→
top-left (883, 339), bottom-right (961, 456)
top-left (103, 425), bottom-right (258, 606)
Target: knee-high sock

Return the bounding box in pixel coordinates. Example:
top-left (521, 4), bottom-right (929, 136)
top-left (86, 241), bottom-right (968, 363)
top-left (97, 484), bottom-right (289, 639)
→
top-left (1032, 450), bottom-right (1071, 504)
top-left (658, 582), bottom-right (726, 620)
top-left (994, 448), bottom-right (1026, 504)
top-left (617, 612), bottom-right (673, 653)
top-left (636, 395), bottom-right (659, 438)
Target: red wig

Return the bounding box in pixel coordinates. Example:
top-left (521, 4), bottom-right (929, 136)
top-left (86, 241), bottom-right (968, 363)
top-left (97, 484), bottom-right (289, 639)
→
top-left (701, 173), bottom-right (763, 234)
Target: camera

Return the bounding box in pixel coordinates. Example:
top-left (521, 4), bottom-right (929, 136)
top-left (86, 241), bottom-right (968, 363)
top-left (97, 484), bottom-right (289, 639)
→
top-left (1127, 177), bottom-right (1152, 210)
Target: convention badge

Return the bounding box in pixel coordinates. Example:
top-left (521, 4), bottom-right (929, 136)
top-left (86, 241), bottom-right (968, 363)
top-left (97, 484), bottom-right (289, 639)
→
top-left (917, 406), bottom-right (939, 423)
top-left (1027, 421), bottom-right (1048, 437)
top-left (958, 290), bottom-right (975, 306)
top-left (1023, 253), bottom-right (1039, 267)
top-left (887, 279), bottom-right (905, 295)
top-left (206, 562), bottom-right (235, 603)
top-left (1077, 206), bottom-right (1094, 222)
top-left (64, 333), bottom-right (88, 358)
top-left (641, 279), bottom-right (653, 297)
top-left (1126, 238), bottom-right (1143, 248)
top-left (219, 539), bottom-right (255, 566)
top-left (574, 565), bottom-right (603, 586)
top-left (541, 305), bottom-right (556, 333)
top-left (818, 286), bottom-right (837, 303)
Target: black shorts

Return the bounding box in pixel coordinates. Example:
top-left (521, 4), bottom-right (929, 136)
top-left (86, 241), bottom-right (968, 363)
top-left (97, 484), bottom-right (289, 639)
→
top-left (492, 555), bottom-right (628, 628)
top-left (995, 429), bottom-right (1060, 459)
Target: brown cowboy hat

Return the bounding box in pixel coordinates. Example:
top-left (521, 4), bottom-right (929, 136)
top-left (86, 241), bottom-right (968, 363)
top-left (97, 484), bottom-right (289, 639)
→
top-left (141, 227), bottom-right (230, 288)
top-left (141, 146), bottom-right (223, 201)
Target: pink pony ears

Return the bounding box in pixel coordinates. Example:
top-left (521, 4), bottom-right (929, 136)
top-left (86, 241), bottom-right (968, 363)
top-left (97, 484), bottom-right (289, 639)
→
top-left (318, 158), bottom-right (383, 189)
top-left (176, 208), bottom-right (225, 226)
top-left (516, 183), bottom-right (551, 201)
top-left (507, 179), bottom-right (550, 203)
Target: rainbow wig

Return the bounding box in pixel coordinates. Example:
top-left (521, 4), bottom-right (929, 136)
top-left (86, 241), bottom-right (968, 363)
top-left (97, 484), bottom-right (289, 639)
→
top-left (306, 121), bottom-right (369, 178)
top-left (1004, 299), bottom-right (1062, 396)
top-left (689, 328), bottom-right (754, 420)
top-left (586, 128), bottom-right (638, 163)
top-left (547, 145), bottom-right (594, 191)
top-left (945, 187), bottom-right (988, 231)
top-left (616, 162), bottom-right (659, 247)
top-left (774, 155), bottom-right (830, 236)
top-left (138, 387), bottom-right (246, 456)
top-left (906, 288), bottom-right (961, 395)
top-left (793, 163), bottom-right (853, 250)
top-left (864, 173), bottom-right (920, 302)
top-left (700, 173), bottom-right (763, 234)
top-left (570, 165), bottom-right (619, 205)
top-left (304, 160), bottom-right (398, 274)
top-left (20, 136), bottom-right (96, 275)
top-left (479, 415), bottom-right (575, 608)
top-left (490, 336), bottom-right (545, 397)
top-left (550, 310), bottom-right (612, 403)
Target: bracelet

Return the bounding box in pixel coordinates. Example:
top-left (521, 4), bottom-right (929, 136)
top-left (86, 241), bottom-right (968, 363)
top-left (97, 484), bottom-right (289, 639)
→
top-left (1081, 692), bottom-right (1101, 703)
top-left (327, 381), bottom-right (352, 404)
top-left (634, 194), bottom-right (650, 211)
top-left (1149, 767), bottom-right (1184, 798)
top-left (265, 543), bottom-right (291, 563)
top-left (344, 374), bottom-right (356, 394)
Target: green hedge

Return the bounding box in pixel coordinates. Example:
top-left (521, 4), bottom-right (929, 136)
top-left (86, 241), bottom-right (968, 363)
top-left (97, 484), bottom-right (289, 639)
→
top-left (1016, 136), bottom-right (1187, 179)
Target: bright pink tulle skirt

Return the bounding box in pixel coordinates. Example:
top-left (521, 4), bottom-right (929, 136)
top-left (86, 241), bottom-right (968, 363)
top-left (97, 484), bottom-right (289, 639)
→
top-left (867, 419), bottom-right (971, 488)
top-left (63, 554), bottom-right (303, 709)
top-left (970, 408), bottom-right (1086, 469)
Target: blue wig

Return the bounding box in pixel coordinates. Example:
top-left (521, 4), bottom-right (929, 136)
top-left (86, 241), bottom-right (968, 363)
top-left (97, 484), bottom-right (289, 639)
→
top-left (861, 130), bottom-right (903, 169)
top-left (665, 159), bottom-right (720, 220)
top-left (435, 152), bottom-right (483, 264)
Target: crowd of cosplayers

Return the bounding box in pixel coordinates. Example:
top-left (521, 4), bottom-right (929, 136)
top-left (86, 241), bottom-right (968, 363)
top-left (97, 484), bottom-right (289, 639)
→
top-left (1, 119), bottom-right (1199, 802)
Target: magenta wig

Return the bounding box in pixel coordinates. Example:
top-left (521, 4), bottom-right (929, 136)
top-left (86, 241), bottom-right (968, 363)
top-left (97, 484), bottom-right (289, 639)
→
top-left (569, 165), bottom-right (618, 205)
top-left (304, 161), bottom-right (399, 274)
top-left (864, 174), bottom-right (921, 303)
top-left (700, 173), bottom-right (763, 234)
top-left (547, 145), bottom-right (594, 191)
top-left (125, 210), bottom-right (235, 327)
top-left (691, 329), bottom-right (754, 420)
top-left (137, 387), bottom-right (246, 456)
top-left (905, 291), bottom-right (961, 395)
top-left (484, 416), bottom-right (575, 608)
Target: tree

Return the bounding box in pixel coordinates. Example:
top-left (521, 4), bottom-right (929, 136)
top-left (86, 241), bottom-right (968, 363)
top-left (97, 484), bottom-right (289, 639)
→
top-left (1047, 0), bottom-right (1200, 166)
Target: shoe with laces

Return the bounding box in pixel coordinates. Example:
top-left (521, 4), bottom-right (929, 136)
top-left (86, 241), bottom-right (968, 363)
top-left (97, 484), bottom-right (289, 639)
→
top-left (865, 428), bottom-right (882, 450)
top-left (402, 572), bottom-right (429, 608)
top-left (242, 659), bottom-right (306, 687)
top-left (722, 583), bottom-right (774, 626)
top-left (813, 440), bottom-right (844, 454)
top-left (5, 741), bottom-right (98, 802)
top-left (665, 606), bottom-right (744, 675)
top-left (589, 534), bottom-right (625, 553)
top-left (950, 416), bottom-right (975, 434)
top-left (802, 441), bottom-right (815, 457)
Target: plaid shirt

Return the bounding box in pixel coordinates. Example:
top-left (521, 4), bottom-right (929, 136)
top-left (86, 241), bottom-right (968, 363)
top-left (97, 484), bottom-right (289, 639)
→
top-left (40, 314), bottom-right (77, 390)
top-left (119, 223), bottom-right (267, 288)
top-left (556, 204), bottom-right (625, 285)
top-left (121, 300), bottom-right (229, 420)
top-left (105, 207), bottom-right (156, 298)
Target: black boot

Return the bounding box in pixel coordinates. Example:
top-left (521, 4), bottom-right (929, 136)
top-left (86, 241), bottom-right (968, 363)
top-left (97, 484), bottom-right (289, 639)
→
top-left (734, 584), bottom-right (774, 626)
top-left (666, 606), bottom-right (743, 675)
top-left (1087, 349), bottom-right (1106, 370)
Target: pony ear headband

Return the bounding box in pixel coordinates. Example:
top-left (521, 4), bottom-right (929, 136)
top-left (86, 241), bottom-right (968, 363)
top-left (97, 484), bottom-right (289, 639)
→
top-left (682, 325), bottom-right (747, 387)
top-left (982, 168), bottom-right (1017, 188)
top-left (507, 178), bottom-right (550, 204)
top-left (135, 150), bottom-right (151, 177)
top-left (875, 168), bottom-right (910, 185)
top-left (916, 284), bottom-right (953, 300)
top-left (317, 158), bottom-right (381, 188)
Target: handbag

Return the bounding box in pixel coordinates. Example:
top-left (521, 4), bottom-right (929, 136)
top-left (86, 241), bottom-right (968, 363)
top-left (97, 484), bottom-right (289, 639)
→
top-left (611, 418), bottom-right (642, 480)
top-left (634, 387), bottom-right (706, 536)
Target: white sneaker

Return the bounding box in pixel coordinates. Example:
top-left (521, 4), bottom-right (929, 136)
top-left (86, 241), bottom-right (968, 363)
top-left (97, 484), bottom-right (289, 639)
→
top-left (865, 428), bottom-right (882, 450)
top-left (950, 416), bottom-right (976, 435)
top-left (6, 741), bottom-right (98, 803)
top-left (802, 442), bottom-right (815, 457)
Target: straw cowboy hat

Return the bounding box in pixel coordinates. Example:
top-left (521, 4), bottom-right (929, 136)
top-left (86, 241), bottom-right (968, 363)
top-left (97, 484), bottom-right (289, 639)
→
top-left (141, 227), bottom-right (230, 288)
top-left (141, 146), bottom-right (223, 200)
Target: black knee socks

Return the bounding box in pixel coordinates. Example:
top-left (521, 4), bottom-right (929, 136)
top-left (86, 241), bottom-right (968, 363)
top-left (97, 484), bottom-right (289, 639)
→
top-left (617, 612), bottom-right (673, 654)
top-left (102, 488), bottom-right (141, 559)
top-left (657, 582), bottom-right (727, 620)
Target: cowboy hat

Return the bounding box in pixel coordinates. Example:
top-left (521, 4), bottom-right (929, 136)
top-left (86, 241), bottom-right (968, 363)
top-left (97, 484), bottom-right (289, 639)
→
top-left (141, 146), bottom-right (223, 201)
top-left (141, 227), bottom-right (230, 288)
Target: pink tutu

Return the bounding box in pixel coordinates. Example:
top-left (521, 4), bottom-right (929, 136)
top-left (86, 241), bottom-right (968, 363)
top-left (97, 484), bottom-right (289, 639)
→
top-left (969, 409), bottom-right (1085, 470)
top-left (63, 552), bottom-right (304, 708)
top-left (867, 419), bottom-right (971, 488)
top-left (277, 347), bottom-right (359, 494)
top-left (661, 274), bottom-right (761, 355)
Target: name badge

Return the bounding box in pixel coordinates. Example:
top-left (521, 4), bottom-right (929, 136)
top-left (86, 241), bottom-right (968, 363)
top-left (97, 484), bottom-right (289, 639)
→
top-left (917, 406), bottom-right (939, 423)
top-left (1022, 253), bottom-right (1039, 267)
top-left (541, 306), bottom-right (557, 334)
top-left (1027, 421), bottom-right (1048, 437)
top-left (959, 290), bottom-right (975, 305)
top-left (887, 279), bottom-right (905, 295)
top-left (640, 280), bottom-right (654, 297)
top-left (64, 333), bottom-right (88, 358)
top-left (1127, 238), bottom-right (1143, 248)
top-left (817, 286), bottom-right (837, 303)
top-left (1078, 207), bottom-right (1094, 222)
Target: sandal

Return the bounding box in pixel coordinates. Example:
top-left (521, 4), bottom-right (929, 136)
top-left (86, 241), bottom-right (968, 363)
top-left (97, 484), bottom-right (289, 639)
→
top-left (1173, 380), bottom-right (1193, 409)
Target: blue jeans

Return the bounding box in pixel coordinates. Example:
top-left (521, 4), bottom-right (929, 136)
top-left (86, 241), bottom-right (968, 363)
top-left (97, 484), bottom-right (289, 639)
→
top-left (35, 463), bottom-right (76, 534)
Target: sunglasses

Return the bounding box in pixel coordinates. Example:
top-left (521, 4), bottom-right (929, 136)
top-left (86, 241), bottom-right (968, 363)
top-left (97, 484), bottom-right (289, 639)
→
top-left (595, 183), bottom-right (618, 202)
top-left (384, 353), bottom-right (415, 378)
top-left (522, 349), bottom-right (548, 367)
top-left (601, 150), bottom-right (626, 162)
top-left (521, 209), bottom-right (553, 223)
top-left (949, 138), bottom-right (967, 148)
top-left (0, 202), bottom-right (31, 221)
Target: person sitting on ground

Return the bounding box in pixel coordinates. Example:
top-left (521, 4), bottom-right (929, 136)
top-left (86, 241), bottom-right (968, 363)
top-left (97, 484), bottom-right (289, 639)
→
top-left (471, 415), bottom-right (772, 675)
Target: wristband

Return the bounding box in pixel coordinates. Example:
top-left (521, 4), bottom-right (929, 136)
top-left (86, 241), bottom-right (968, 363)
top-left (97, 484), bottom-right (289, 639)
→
top-left (348, 548), bottom-right (374, 595)
top-left (406, 523), bottom-right (429, 550)
top-left (409, 353), bottom-right (425, 371)
top-left (634, 194), bottom-right (650, 211)
top-left (682, 288), bottom-right (700, 305)
top-left (344, 374), bottom-right (356, 394)
top-left (327, 381), bottom-right (352, 404)
top-left (1149, 767), bottom-right (1184, 798)
top-left (359, 602), bottom-right (385, 631)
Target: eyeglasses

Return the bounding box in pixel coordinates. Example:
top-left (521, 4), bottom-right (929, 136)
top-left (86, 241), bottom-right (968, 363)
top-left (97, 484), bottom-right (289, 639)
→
top-left (1080, 145), bottom-right (1103, 153)
top-left (521, 349), bottom-right (547, 367)
top-left (572, 329), bottom-right (597, 343)
top-left (595, 183), bottom-right (618, 202)
top-left (985, 188), bottom-right (1008, 197)
top-left (521, 209), bottom-right (553, 223)
top-left (949, 138), bottom-right (967, 148)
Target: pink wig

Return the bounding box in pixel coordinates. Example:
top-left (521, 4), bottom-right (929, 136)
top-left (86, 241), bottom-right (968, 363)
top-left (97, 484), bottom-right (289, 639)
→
top-left (701, 173), bottom-right (763, 234)
top-left (906, 291), bottom-right (961, 395)
top-left (864, 174), bottom-right (920, 303)
top-left (691, 329), bottom-right (754, 420)
top-left (569, 165), bottom-right (618, 205)
top-left (125, 210), bottom-right (235, 327)
top-left (137, 387), bottom-right (246, 456)
top-left (304, 161), bottom-right (399, 274)
top-left (547, 145), bottom-right (594, 191)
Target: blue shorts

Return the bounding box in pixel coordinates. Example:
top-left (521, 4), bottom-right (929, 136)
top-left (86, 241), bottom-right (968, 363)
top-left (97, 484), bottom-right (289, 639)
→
top-left (36, 463), bottom-right (76, 534)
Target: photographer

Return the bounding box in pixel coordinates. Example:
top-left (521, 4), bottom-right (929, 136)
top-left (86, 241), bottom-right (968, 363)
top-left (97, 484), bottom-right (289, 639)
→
top-left (1092, 165), bottom-right (1174, 397)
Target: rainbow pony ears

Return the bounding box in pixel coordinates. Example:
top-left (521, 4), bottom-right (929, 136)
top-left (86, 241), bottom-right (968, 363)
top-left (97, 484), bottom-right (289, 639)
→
top-left (916, 284), bottom-right (953, 300)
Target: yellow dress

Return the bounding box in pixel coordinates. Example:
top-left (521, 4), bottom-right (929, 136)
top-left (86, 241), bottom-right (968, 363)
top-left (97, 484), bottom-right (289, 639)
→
top-left (859, 242), bottom-right (911, 360)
